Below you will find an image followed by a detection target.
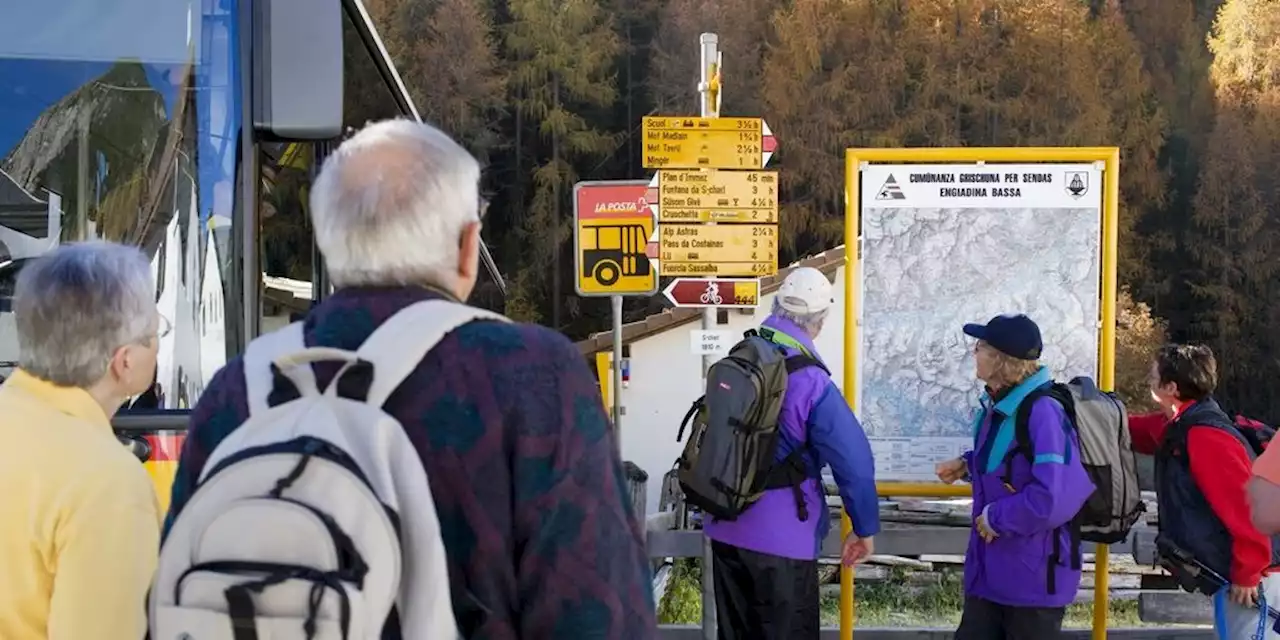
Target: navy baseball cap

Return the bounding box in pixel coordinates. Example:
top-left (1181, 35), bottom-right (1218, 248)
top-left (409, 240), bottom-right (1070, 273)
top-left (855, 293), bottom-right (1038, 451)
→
top-left (963, 314), bottom-right (1043, 360)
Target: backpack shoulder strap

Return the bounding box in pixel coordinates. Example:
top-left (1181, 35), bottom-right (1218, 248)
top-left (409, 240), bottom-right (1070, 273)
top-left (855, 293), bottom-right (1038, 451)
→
top-left (357, 299), bottom-right (511, 407)
top-left (1012, 387), bottom-right (1053, 458)
top-left (242, 321), bottom-right (310, 417)
top-left (1048, 383), bottom-right (1078, 426)
top-left (677, 395), bottom-right (705, 442)
top-left (784, 354), bottom-right (830, 376)
top-left (1002, 386), bottom-right (1055, 487)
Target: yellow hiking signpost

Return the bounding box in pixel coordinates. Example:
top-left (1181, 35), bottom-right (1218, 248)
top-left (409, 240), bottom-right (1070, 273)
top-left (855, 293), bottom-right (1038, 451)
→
top-left (642, 33), bottom-right (781, 640)
top-left (653, 169), bottom-right (779, 223)
top-left (640, 117), bottom-right (780, 281)
top-left (641, 116), bottom-right (763, 170)
top-left (658, 223), bottom-right (777, 277)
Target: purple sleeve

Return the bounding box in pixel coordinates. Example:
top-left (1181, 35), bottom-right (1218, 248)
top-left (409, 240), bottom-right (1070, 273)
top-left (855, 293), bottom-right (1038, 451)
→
top-left (986, 398), bottom-right (1095, 536)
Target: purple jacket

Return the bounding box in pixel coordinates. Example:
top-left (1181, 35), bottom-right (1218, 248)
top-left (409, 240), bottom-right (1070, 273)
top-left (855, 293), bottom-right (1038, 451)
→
top-left (704, 316), bottom-right (881, 560)
top-left (963, 366), bottom-right (1095, 608)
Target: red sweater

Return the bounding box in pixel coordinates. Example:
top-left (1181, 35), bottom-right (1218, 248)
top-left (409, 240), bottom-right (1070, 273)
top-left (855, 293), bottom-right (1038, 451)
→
top-left (1130, 408), bottom-right (1273, 587)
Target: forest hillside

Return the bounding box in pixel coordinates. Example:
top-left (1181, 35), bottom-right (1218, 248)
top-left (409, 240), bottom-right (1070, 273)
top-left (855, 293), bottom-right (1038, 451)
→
top-left (362, 0), bottom-right (1280, 418)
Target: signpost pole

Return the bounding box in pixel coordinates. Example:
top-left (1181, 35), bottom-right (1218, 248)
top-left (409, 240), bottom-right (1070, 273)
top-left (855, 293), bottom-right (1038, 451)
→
top-left (610, 293), bottom-right (624, 457)
top-left (697, 31), bottom-right (718, 640)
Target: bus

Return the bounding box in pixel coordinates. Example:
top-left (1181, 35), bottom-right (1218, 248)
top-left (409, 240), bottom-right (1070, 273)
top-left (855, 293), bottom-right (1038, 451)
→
top-left (0, 0), bottom-right (506, 509)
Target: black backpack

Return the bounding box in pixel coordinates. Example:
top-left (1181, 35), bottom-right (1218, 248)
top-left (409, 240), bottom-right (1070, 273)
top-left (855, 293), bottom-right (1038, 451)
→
top-left (1004, 377), bottom-right (1145, 593)
top-left (1223, 410), bottom-right (1275, 455)
top-left (674, 329), bottom-right (827, 522)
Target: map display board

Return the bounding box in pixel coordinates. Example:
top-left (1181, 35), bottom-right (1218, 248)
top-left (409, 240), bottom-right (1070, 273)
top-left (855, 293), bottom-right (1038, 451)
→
top-left (857, 162), bottom-right (1104, 481)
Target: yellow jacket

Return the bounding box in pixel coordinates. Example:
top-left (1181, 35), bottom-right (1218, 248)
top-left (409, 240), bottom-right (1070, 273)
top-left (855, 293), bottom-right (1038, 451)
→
top-left (0, 370), bottom-right (160, 639)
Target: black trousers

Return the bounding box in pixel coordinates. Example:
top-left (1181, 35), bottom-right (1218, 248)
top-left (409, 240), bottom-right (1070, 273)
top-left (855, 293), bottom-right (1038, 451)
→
top-left (710, 540), bottom-right (820, 640)
top-left (954, 596), bottom-right (1066, 640)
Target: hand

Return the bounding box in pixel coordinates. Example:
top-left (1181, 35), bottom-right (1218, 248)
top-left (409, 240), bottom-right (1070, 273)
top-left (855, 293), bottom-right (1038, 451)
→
top-left (936, 457), bottom-right (967, 484)
top-left (1228, 584), bottom-right (1259, 607)
top-left (975, 507), bottom-right (998, 543)
top-left (841, 534), bottom-right (874, 566)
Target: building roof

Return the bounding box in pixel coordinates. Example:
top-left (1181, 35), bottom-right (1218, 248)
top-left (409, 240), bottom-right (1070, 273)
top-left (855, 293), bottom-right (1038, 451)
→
top-left (575, 245), bottom-right (847, 355)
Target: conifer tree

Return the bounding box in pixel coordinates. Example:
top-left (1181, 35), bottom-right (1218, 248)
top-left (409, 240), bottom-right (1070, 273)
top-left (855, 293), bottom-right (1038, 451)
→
top-left (363, 0), bottom-right (507, 159)
top-left (648, 0), bottom-right (773, 117)
top-left (505, 0), bottom-right (620, 324)
top-left (1187, 0), bottom-right (1280, 411)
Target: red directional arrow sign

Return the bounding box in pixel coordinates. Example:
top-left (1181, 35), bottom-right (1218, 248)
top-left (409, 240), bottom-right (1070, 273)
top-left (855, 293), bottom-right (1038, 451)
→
top-left (762, 120), bottom-right (777, 166)
top-left (663, 278), bottom-right (761, 308)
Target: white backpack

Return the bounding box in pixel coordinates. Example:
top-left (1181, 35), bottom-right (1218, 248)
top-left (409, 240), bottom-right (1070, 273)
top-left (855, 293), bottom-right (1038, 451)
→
top-left (150, 299), bottom-right (508, 640)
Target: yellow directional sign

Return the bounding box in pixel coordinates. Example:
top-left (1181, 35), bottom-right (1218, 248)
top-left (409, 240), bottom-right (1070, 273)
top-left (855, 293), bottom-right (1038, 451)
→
top-left (646, 117), bottom-right (761, 131)
top-left (659, 223), bottom-right (778, 277)
top-left (657, 169), bottom-right (779, 223)
top-left (642, 116), bottom-right (763, 170)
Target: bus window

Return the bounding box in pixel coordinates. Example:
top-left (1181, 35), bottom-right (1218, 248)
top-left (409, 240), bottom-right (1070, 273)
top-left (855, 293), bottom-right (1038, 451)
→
top-left (259, 141), bottom-right (315, 333)
top-left (0, 0), bottom-right (237, 408)
top-left (256, 3), bottom-right (508, 319)
top-left (341, 6), bottom-right (405, 133)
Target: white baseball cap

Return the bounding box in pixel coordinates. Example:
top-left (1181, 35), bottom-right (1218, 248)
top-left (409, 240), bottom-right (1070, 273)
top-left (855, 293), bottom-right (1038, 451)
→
top-left (776, 266), bottom-right (834, 314)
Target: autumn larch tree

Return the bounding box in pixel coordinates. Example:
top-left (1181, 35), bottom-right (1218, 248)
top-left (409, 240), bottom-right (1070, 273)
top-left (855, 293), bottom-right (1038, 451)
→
top-left (361, 0), bottom-right (507, 160)
top-left (1119, 0), bottom-right (1218, 314)
top-left (1186, 0), bottom-right (1280, 414)
top-left (505, 0), bottom-right (621, 325)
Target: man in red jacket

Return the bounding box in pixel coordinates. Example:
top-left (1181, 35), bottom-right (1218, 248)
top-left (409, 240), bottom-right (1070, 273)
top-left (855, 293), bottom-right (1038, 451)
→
top-left (1129, 344), bottom-right (1280, 639)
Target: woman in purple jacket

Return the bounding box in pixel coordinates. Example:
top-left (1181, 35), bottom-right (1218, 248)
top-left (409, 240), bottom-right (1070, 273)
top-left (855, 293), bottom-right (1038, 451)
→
top-left (935, 313), bottom-right (1095, 639)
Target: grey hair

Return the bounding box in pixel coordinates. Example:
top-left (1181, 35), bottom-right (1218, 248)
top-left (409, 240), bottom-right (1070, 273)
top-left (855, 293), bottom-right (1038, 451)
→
top-left (310, 118), bottom-right (482, 289)
top-left (14, 241), bottom-right (155, 388)
top-left (771, 297), bottom-right (829, 335)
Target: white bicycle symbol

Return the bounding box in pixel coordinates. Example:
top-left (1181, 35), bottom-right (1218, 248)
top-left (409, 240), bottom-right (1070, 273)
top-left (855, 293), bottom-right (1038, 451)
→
top-left (699, 282), bottom-right (723, 305)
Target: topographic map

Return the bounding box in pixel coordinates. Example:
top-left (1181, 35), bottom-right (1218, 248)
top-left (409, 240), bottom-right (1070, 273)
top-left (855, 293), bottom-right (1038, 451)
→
top-left (859, 205), bottom-right (1101, 480)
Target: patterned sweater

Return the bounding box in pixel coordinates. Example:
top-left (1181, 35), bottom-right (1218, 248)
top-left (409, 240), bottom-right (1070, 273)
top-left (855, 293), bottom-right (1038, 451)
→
top-left (164, 286), bottom-right (657, 639)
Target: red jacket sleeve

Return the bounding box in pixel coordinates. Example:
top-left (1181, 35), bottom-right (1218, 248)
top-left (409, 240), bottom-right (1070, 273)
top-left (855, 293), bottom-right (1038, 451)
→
top-left (1128, 412), bottom-right (1168, 456)
top-left (1187, 426), bottom-right (1272, 587)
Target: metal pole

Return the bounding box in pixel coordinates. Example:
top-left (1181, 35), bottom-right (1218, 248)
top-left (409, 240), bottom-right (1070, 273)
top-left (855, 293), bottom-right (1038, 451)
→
top-left (610, 294), bottom-right (624, 456)
top-left (698, 31), bottom-right (719, 640)
top-left (1092, 149), bottom-right (1122, 640)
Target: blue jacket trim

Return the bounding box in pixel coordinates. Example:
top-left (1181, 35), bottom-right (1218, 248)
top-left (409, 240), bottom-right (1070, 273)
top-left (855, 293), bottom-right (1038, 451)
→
top-left (980, 367), bottom-right (1053, 474)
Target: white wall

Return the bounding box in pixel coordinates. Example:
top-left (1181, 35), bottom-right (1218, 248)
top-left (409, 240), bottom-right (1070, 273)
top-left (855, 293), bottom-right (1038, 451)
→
top-left (619, 265), bottom-right (850, 517)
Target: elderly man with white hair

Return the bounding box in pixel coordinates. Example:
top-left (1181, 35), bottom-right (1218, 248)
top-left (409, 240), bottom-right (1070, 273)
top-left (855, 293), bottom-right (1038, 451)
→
top-left (0, 241), bottom-right (164, 640)
top-left (702, 266), bottom-right (880, 639)
top-left (165, 118), bottom-right (656, 638)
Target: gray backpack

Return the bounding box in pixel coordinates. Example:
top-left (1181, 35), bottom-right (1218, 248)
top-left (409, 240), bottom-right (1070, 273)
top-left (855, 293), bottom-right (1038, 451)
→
top-left (674, 329), bottom-right (827, 522)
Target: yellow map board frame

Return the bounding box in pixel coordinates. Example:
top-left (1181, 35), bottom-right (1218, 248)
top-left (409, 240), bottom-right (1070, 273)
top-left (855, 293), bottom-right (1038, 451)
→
top-left (840, 147), bottom-right (1120, 640)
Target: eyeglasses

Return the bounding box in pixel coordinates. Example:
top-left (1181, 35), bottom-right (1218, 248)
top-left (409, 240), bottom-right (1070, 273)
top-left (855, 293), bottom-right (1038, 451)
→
top-left (159, 314), bottom-right (173, 339)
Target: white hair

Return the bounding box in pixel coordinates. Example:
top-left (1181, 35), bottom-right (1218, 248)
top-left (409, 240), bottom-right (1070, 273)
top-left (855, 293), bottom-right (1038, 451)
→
top-left (14, 241), bottom-right (154, 388)
top-left (771, 297), bottom-right (829, 336)
top-left (309, 118), bottom-right (482, 288)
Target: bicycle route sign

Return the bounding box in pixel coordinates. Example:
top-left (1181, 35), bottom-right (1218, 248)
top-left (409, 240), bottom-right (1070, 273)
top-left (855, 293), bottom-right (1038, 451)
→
top-left (662, 277), bottom-right (761, 309)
